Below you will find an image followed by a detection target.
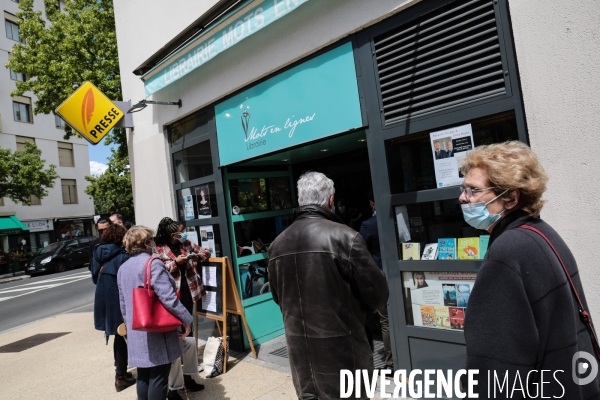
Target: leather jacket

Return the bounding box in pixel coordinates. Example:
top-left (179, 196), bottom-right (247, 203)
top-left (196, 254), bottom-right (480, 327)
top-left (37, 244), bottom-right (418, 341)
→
top-left (268, 205), bottom-right (389, 399)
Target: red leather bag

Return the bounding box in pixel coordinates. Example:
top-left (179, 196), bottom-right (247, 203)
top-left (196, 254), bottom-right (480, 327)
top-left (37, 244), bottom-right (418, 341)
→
top-left (132, 256), bottom-right (181, 333)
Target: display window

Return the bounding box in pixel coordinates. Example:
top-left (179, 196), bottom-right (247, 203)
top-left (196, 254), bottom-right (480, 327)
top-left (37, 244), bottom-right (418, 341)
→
top-left (168, 111), bottom-right (210, 147)
top-left (176, 182), bottom-right (219, 221)
top-left (172, 140), bottom-right (213, 183)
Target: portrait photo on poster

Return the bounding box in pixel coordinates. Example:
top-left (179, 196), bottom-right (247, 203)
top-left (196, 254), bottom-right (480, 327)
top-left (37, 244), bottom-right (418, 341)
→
top-left (430, 124), bottom-right (474, 188)
top-left (195, 185), bottom-right (212, 218)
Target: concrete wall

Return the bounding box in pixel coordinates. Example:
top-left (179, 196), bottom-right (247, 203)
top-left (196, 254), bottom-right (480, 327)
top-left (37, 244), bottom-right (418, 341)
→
top-left (0, 0), bottom-right (94, 221)
top-left (508, 0), bottom-right (600, 315)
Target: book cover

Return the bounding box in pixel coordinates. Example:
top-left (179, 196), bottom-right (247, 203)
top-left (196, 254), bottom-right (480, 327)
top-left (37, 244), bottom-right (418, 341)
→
top-left (402, 243), bottom-right (421, 260)
top-left (421, 243), bottom-right (438, 260)
top-left (437, 238), bottom-right (457, 260)
top-left (479, 235), bottom-right (490, 259)
top-left (434, 306), bottom-right (450, 328)
top-left (457, 283), bottom-right (471, 307)
top-left (420, 305), bottom-right (435, 327)
top-left (449, 307), bottom-right (465, 330)
top-left (442, 283), bottom-right (457, 306)
top-left (457, 237), bottom-right (479, 260)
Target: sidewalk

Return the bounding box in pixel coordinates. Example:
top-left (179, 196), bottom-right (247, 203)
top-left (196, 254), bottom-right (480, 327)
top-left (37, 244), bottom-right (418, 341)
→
top-left (0, 310), bottom-right (399, 399)
top-left (0, 271), bottom-right (29, 285)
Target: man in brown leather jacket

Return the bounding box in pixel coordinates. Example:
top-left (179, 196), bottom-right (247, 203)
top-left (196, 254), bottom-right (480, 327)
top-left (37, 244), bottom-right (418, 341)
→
top-left (268, 172), bottom-right (389, 400)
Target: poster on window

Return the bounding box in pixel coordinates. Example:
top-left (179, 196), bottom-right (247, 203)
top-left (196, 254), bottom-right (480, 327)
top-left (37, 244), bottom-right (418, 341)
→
top-left (199, 225), bottom-right (216, 257)
top-left (183, 195), bottom-right (194, 220)
top-left (430, 124), bottom-right (474, 188)
top-left (195, 185), bottom-right (212, 218)
top-left (403, 271), bottom-right (477, 330)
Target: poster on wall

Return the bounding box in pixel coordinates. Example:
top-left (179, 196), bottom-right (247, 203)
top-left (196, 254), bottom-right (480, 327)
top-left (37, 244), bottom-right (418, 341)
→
top-left (195, 185), bottom-right (212, 218)
top-left (430, 124), bottom-right (474, 188)
top-left (183, 195), bottom-right (195, 220)
top-left (200, 225), bottom-right (216, 257)
top-left (402, 271), bottom-right (477, 331)
top-left (187, 230), bottom-right (199, 246)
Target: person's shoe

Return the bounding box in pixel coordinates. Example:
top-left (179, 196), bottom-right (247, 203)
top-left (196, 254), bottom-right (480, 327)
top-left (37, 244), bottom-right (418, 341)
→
top-left (115, 374), bottom-right (136, 392)
top-left (167, 390), bottom-right (183, 400)
top-left (183, 375), bottom-right (205, 392)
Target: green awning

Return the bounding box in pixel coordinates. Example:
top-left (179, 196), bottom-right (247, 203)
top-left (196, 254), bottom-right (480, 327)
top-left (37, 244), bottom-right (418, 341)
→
top-left (0, 216), bottom-right (29, 235)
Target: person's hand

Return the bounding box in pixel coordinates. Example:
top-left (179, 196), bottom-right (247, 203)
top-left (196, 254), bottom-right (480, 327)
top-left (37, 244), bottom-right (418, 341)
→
top-left (189, 254), bottom-right (199, 263)
top-left (179, 325), bottom-right (191, 338)
top-left (175, 254), bottom-right (187, 265)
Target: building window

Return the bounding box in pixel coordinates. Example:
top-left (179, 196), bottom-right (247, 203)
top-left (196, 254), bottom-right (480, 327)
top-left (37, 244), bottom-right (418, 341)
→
top-left (61, 179), bottom-right (78, 204)
top-left (58, 142), bottom-right (74, 167)
top-left (23, 195), bottom-right (41, 206)
top-left (55, 114), bottom-right (65, 129)
top-left (0, 198), bottom-right (4, 206)
top-left (5, 19), bottom-right (23, 43)
top-left (16, 136), bottom-right (35, 151)
top-left (10, 68), bottom-right (26, 82)
top-left (13, 100), bottom-right (32, 123)
top-left (55, 1), bottom-right (60, 11)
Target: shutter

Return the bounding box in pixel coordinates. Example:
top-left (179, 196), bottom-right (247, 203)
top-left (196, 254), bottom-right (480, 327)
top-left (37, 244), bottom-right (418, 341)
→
top-left (373, 0), bottom-right (507, 125)
top-left (61, 184), bottom-right (70, 203)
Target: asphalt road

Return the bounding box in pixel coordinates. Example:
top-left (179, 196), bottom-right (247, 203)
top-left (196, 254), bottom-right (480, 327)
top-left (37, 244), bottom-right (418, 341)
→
top-left (0, 267), bottom-right (96, 333)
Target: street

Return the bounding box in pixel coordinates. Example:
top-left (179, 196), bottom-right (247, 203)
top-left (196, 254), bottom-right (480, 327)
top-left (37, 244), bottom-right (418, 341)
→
top-left (0, 268), bottom-right (95, 333)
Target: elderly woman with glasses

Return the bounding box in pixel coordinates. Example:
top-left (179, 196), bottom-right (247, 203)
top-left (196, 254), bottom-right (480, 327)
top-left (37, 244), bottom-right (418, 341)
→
top-left (458, 141), bottom-right (599, 398)
top-left (117, 226), bottom-right (193, 400)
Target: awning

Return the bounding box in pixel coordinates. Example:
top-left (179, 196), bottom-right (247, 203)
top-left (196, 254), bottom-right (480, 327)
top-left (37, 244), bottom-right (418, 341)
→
top-left (0, 216), bottom-right (29, 235)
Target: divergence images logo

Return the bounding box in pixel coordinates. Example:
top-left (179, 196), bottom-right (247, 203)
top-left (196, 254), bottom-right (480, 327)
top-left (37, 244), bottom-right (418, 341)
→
top-left (241, 107), bottom-right (250, 140)
top-left (572, 351), bottom-right (599, 385)
top-left (81, 87), bottom-right (95, 134)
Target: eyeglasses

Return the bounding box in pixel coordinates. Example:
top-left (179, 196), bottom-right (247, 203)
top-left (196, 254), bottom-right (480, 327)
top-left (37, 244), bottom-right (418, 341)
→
top-left (460, 185), bottom-right (497, 200)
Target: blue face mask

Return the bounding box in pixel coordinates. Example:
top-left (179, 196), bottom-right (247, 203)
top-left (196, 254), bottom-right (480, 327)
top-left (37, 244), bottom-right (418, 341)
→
top-left (177, 232), bottom-right (188, 243)
top-left (461, 190), bottom-right (508, 231)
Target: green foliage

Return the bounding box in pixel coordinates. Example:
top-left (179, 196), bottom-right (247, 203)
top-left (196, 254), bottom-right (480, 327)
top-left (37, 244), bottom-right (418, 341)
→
top-left (85, 148), bottom-right (134, 223)
top-left (0, 142), bottom-right (59, 205)
top-left (6, 0), bottom-right (123, 147)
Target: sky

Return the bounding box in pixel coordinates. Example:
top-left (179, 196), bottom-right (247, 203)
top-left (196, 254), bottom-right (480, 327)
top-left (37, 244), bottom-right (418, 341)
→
top-left (88, 136), bottom-right (112, 176)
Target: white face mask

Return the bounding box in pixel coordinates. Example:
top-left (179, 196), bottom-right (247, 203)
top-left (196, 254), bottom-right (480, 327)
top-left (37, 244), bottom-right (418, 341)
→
top-left (461, 190), bottom-right (508, 230)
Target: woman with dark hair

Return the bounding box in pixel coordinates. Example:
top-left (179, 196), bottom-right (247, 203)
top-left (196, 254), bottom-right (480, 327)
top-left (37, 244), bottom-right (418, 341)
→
top-left (91, 223), bottom-right (135, 392)
top-left (154, 217), bottom-right (210, 319)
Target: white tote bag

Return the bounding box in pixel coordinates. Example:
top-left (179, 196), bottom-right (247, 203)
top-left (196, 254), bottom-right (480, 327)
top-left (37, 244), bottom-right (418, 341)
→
top-left (202, 336), bottom-right (229, 378)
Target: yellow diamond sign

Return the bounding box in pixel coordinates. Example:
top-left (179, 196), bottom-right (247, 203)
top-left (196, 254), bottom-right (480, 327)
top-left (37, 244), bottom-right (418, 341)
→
top-left (55, 82), bottom-right (124, 145)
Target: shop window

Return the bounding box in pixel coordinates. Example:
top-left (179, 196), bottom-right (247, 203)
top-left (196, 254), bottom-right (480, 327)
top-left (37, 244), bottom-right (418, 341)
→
top-left (176, 182), bottom-right (219, 221)
top-left (61, 179), bottom-right (78, 204)
top-left (10, 68), bottom-right (26, 82)
top-left (189, 224), bottom-right (221, 258)
top-left (5, 18), bottom-right (23, 43)
top-left (23, 195), bottom-right (41, 206)
top-left (58, 142), bottom-right (74, 166)
top-left (55, 114), bottom-right (66, 129)
top-left (233, 214), bottom-right (293, 254)
top-left (13, 98), bottom-right (32, 123)
top-left (172, 141), bottom-right (213, 183)
top-left (228, 177), bottom-right (292, 214)
top-left (385, 111), bottom-right (519, 194)
top-left (168, 111), bottom-right (209, 147)
top-left (16, 135), bottom-right (35, 151)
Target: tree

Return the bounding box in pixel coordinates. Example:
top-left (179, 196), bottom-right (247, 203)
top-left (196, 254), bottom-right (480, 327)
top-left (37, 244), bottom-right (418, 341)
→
top-left (6, 0), bottom-right (133, 216)
top-left (0, 142), bottom-right (59, 205)
top-left (84, 147), bottom-right (134, 223)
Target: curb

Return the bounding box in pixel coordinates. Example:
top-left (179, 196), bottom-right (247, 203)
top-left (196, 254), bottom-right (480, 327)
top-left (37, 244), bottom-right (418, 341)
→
top-left (0, 275), bottom-right (30, 285)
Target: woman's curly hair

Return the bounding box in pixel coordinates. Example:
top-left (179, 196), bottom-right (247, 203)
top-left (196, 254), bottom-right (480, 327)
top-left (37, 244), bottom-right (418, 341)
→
top-left (461, 141), bottom-right (548, 216)
top-left (99, 224), bottom-right (127, 245)
top-left (154, 217), bottom-right (183, 246)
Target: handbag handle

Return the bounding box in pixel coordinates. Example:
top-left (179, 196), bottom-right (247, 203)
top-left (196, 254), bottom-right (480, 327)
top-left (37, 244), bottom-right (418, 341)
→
top-left (142, 256), bottom-right (154, 295)
top-left (519, 224), bottom-right (600, 359)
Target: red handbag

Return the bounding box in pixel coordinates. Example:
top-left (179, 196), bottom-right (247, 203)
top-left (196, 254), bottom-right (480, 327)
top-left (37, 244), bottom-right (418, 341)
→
top-left (132, 256), bottom-right (182, 333)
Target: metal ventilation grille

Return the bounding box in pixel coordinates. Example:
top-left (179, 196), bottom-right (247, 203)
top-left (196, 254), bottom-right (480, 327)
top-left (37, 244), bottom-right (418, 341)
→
top-left (374, 0), bottom-right (506, 125)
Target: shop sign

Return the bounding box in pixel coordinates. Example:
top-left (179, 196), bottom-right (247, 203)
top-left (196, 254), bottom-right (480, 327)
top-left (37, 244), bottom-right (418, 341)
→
top-left (143, 0), bottom-right (310, 96)
top-left (55, 81), bottom-right (124, 145)
top-left (214, 42), bottom-right (362, 166)
top-left (23, 219), bottom-right (54, 232)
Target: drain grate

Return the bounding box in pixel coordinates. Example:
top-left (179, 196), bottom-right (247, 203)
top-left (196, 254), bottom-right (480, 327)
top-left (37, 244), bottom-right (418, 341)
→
top-left (0, 332), bottom-right (70, 353)
top-left (269, 346), bottom-right (289, 359)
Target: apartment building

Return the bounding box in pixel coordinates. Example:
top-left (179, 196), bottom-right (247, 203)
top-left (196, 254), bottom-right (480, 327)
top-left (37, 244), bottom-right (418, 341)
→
top-left (0, 0), bottom-right (94, 260)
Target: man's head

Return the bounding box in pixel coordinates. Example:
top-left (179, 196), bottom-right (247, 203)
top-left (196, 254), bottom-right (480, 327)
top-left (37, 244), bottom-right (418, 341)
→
top-left (446, 141), bottom-right (453, 151)
top-left (434, 141), bottom-right (441, 151)
top-left (97, 218), bottom-right (110, 237)
top-left (297, 172), bottom-right (335, 211)
top-left (110, 213), bottom-right (124, 226)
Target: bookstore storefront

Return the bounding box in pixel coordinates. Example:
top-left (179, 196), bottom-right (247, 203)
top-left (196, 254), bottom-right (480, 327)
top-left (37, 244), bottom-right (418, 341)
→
top-left (129, 0), bottom-right (533, 374)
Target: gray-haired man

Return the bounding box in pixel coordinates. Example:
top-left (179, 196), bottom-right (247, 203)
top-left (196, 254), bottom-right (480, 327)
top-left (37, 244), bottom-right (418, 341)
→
top-left (268, 171), bottom-right (389, 399)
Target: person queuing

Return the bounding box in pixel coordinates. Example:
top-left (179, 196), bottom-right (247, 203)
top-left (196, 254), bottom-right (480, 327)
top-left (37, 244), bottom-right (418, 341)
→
top-left (110, 213), bottom-right (124, 226)
top-left (460, 141), bottom-right (600, 398)
top-left (117, 226), bottom-right (193, 400)
top-left (267, 172), bottom-right (388, 399)
top-left (89, 218), bottom-right (110, 266)
top-left (91, 223), bottom-right (134, 392)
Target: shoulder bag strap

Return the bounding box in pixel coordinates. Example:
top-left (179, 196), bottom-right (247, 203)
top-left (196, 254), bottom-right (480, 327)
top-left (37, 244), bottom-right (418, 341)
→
top-left (519, 224), bottom-right (600, 359)
top-left (143, 257), bottom-right (153, 293)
